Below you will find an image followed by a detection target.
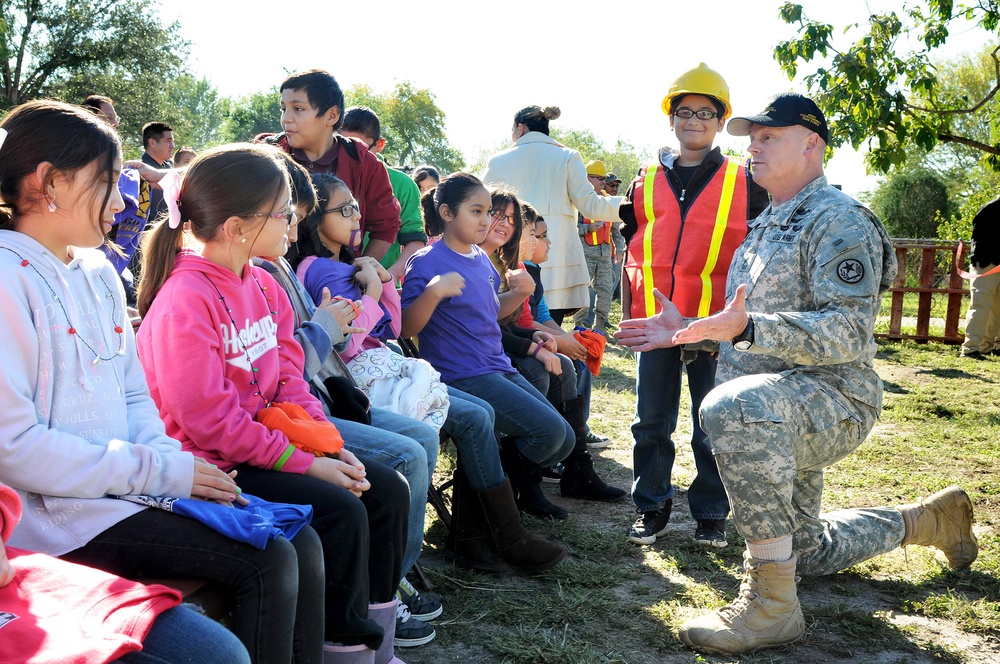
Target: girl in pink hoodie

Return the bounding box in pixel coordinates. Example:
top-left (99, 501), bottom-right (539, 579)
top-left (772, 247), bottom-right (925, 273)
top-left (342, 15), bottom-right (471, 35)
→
top-left (137, 143), bottom-right (408, 664)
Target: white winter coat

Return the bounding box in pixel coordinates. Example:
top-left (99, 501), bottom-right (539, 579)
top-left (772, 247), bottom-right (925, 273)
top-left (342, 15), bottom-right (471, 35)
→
top-left (483, 132), bottom-right (623, 311)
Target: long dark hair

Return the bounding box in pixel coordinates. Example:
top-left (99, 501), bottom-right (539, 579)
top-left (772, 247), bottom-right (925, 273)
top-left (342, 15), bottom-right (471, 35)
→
top-left (419, 172), bottom-right (486, 237)
top-left (292, 173), bottom-right (355, 267)
top-left (488, 187), bottom-right (523, 273)
top-left (0, 100), bottom-right (120, 231)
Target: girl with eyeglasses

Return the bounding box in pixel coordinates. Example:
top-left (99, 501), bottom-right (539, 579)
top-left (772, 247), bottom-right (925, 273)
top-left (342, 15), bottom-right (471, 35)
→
top-left (482, 191), bottom-right (626, 508)
top-left (136, 144), bottom-right (411, 664)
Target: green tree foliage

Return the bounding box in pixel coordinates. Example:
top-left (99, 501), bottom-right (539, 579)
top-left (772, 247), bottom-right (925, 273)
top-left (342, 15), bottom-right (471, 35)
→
top-left (868, 168), bottom-right (953, 238)
top-left (1, 0), bottom-right (188, 150)
top-left (551, 128), bottom-right (651, 187)
top-left (162, 75), bottom-right (226, 150)
top-left (345, 82), bottom-right (463, 173)
top-left (774, 1), bottom-right (1000, 174)
top-left (218, 88), bottom-right (281, 144)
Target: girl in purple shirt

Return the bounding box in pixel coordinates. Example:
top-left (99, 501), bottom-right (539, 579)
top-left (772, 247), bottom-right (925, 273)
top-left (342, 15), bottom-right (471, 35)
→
top-left (401, 172), bottom-right (575, 521)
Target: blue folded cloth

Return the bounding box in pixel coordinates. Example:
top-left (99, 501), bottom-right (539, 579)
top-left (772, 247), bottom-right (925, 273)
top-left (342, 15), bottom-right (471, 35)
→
top-left (111, 493), bottom-right (313, 550)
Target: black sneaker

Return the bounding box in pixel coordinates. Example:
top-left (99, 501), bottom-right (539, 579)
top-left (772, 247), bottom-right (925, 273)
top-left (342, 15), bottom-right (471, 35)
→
top-left (627, 500), bottom-right (672, 545)
top-left (694, 519), bottom-right (728, 548)
top-left (397, 577), bottom-right (442, 621)
top-left (394, 600), bottom-right (435, 647)
top-left (962, 350), bottom-right (987, 360)
top-left (540, 462), bottom-right (565, 484)
top-left (585, 430), bottom-right (612, 449)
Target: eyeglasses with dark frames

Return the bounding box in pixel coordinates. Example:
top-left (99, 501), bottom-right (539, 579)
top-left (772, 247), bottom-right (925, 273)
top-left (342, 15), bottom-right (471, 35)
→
top-left (490, 208), bottom-right (516, 224)
top-left (674, 108), bottom-right (720, 120)
top-left (322, 202), bottom-right (361, 218)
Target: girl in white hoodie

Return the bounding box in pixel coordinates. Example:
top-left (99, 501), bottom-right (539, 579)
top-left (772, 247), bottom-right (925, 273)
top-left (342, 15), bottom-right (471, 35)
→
top-left (0, 100), bottom-right (323, 664)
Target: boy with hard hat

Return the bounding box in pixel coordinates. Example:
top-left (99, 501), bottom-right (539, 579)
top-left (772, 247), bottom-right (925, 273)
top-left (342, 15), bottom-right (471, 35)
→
top-left (575, 159), bottom-right (617, 332)
top-left (619, 63), bottom-right (769, 547)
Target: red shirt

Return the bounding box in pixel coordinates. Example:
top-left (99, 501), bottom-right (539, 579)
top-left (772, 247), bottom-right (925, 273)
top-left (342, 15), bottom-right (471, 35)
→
top-left (274, 134), bottom-right (402, 245)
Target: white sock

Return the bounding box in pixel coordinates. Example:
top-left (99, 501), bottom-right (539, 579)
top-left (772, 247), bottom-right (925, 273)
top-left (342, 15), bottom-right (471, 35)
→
top-left (746, 535), bottom-right (793, 562)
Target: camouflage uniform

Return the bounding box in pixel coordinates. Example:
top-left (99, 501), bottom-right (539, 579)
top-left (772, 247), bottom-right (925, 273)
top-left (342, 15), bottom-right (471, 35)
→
top-left (700, 176), bottom-right (902, 576)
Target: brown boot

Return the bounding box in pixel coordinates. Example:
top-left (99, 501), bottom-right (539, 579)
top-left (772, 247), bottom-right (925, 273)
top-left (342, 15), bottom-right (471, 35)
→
top-left (898, 486), bottom-right (978, 570)
top-left (478, 477), bottom-right (567, 572)
top-left (678, 552), bottom-right (804, 655)
top-left (443, 470), bottom-right (508, 573)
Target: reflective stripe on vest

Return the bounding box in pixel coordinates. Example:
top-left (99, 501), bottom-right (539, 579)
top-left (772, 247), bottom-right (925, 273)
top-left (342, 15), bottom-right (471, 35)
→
top-left (583, 219), bottom-right (611, 245)
top-left (627, 157), bottom-right (749, 318)
top-left (697, 159), bottom-right (741, 317)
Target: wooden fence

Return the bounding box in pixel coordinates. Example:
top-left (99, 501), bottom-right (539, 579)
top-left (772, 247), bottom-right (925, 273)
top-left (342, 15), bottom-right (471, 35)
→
top-left (879, 239), bottom-right (968, 344)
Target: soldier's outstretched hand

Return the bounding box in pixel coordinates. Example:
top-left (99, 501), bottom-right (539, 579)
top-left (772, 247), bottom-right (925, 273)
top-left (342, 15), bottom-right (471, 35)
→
top-left (673, 284), bottom-right (749, 345)
top-left (614, 289), bottom-right (685, 352)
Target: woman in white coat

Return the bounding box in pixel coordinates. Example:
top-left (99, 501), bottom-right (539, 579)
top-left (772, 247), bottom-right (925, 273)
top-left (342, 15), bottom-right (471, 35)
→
top-left (482, 106), bottom-right (624, 322)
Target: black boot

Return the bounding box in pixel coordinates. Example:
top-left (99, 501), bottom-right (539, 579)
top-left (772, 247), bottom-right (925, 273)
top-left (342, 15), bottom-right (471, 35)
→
top-left (559, 398), bottom-right (627, 501)
top-left (500, 442), bottom-right (569, 521)
top-left (443, 468), bottom-right (508, 573)
top-left (561, 452), bottom-right (627, 501)
top-left (478, 478), bottom-right (566, 571)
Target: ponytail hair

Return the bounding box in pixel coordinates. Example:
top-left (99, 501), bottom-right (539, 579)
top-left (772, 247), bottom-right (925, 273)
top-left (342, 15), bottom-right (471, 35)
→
top-left (137, 143), bottom-right (289, 316)
top-left (0, 99), bottom-right (120, 231)
top-left (512, 106), bottom-right (560, 135)
top-left (420, 171), bottom-right (485, 237)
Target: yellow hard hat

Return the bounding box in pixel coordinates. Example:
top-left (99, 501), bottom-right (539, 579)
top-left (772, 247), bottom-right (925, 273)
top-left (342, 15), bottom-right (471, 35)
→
top-left (585, 160), bottom-right (608, 177)
top-left (661, 63), bottom-right (732, 119)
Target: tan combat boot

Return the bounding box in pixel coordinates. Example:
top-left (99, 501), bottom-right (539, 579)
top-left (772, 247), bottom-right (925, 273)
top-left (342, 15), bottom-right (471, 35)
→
top-left (898, 486), bottom-right (978, 570)
top-left (678, 552), bottom-right (805, 655)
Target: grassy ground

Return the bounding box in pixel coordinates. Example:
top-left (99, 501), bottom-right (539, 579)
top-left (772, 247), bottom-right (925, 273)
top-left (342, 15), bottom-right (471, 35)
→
top-left (402, 301), bottom-right (1000, 664)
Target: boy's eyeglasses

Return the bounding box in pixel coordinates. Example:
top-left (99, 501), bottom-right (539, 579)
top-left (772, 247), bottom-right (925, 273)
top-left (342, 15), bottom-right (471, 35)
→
top-left (322, 202), bottom-right (360, 218)
top-left (246, 210), bottom-right (296, 226)
top-left (490, 209), bottom-right (516, 224)
top-left (535, 233), bottom-right (548, 239)
top-left (674, 108), bottom-right (720, 120)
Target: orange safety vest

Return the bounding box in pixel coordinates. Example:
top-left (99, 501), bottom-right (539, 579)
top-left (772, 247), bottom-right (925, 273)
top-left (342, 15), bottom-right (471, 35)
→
top-left (581, 218), bottom-right (612, 245)
top-left (625, 157), bottom-right (749, 319)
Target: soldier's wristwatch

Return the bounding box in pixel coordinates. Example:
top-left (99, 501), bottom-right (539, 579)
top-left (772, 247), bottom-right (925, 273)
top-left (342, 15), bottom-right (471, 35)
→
top-left (732, 316), bottom-right (755, 351)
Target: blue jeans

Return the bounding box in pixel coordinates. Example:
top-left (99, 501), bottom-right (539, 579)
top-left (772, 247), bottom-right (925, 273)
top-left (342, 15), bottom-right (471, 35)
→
top-left (451, 371), bottom-right (574, 467)
top-left (443, 386), bottom-right (504, 491)
top-left (116, 604), bottom-right (250, 664)
top-left (631, 347), bottom-right (729, 520)
top-left (333, 409), bottom-right (438, 580)
top-left (510, 354), bottom-right (577, 405)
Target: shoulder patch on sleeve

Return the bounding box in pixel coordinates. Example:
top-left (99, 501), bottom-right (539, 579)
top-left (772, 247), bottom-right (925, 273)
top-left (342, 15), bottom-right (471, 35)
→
top-left (837, 258), bottom-right (865, 284)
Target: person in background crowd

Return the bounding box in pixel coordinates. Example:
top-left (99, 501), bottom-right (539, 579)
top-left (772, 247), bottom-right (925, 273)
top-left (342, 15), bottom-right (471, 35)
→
top-left (174, 146), bottom-right (197, 168)
top-left (960, 195), bottom-right (1000, 359)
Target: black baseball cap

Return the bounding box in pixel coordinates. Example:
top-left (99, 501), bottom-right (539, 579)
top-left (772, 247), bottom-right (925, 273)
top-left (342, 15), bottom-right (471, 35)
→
top-left (605, 173), bottom-right (622, 184)
top-left (727, 92), bottom-right (828, 143)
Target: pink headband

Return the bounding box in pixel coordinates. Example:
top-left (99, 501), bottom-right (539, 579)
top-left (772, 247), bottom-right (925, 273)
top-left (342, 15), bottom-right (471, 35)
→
top-left (159, 170), bottom-right (182, 229)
